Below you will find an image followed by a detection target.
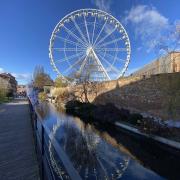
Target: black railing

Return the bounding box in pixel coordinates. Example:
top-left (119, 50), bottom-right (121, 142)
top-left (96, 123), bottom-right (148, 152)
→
top-left (28, 98), bottom-right (82, 180)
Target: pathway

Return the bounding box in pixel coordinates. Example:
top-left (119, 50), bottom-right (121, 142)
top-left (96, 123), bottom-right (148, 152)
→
top-left (0, 99), bottom-right (39, 180)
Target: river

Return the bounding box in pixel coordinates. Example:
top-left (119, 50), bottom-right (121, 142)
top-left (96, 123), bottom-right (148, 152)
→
top-left (35, 102), bottom-right (180, 180)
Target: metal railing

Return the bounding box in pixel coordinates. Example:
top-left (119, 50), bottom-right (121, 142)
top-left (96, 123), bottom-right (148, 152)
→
top-left (28, 98), bottom-right (82, 180)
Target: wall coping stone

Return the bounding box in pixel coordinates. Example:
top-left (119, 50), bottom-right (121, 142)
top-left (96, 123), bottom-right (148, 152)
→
top-left (115, 122), bottom-right (180, 150)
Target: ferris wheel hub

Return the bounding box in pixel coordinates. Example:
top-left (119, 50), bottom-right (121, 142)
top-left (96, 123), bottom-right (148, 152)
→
top-left (86, 46), bottom-right (93, 55)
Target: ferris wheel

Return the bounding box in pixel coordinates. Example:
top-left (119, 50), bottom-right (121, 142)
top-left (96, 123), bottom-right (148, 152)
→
top-left (49, 9), bottom-right (131, 82)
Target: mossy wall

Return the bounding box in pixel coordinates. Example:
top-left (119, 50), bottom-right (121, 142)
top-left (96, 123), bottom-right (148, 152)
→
top-left (94, 73), bottom-right (180, 120)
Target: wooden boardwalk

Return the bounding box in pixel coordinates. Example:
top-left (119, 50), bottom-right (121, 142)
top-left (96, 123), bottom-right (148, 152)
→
top-left (0, 99), bottom-right (39, 180)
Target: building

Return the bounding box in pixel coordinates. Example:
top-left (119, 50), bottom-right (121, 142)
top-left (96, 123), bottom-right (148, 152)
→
top-left (131, 52), bottom-right (180, 77)
top-left (17, 85), bottom-right (27, 97)
top-left (0, 73), bottom-right (17, 96)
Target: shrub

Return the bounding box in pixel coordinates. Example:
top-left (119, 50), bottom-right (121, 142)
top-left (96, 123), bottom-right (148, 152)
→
top-left (65, 100), bottom-right (83, 109)
top-left (52, 87), bottom-right (70, 102)
top-left (38, 92), bottom-right (47, 101)
top-left (0, 87), bottom-right (8, 102)
top-left (139, 118), bottom-right (172, 136)
top-left (128, 113), bottom-right (143, 125)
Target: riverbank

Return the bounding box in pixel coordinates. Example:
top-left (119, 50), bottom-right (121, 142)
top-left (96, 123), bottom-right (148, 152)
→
top-left (65, 100), bottom-right (180, 143)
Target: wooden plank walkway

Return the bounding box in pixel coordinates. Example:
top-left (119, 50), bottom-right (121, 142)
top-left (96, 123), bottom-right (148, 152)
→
top-left (0, 99), bottom-right (39, 180)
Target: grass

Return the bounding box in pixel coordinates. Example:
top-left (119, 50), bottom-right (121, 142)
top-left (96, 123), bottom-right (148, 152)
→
top-left (0, 97), bottom-right (13, 104)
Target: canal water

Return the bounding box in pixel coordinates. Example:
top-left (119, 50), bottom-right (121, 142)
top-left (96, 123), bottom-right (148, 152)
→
top-left (35, 102), bottom-right (179, 180)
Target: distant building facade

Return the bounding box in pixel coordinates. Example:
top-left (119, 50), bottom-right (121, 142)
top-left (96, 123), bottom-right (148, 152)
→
top-left (131, 52), bottom-right (180, 77)
top-left (0, 73), bottom-right (17, 96)
top-left (17, 85), bottom-right (27, 97)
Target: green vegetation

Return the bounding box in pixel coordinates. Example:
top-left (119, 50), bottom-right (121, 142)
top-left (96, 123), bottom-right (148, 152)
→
top-left (0, 87), bottom-right (11, 103)
top-left (38, 92), bottom-right (47, 101)
top-left (157, 73), bottom-right (180, 119)
top-left (33, 65), bottom-right (53, 91)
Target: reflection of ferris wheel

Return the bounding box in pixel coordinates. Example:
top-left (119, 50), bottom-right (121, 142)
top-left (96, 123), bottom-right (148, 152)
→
top-left (49, 9), bottom-right (131, 82)
top-left (49, 118), bottom-right (130, 180)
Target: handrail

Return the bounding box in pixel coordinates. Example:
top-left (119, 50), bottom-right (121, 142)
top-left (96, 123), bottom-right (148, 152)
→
top-left (28, 98), bottom-right (82, 180)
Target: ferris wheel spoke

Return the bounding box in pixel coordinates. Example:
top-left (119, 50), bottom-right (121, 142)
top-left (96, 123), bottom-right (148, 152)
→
top-left (95, 48), bottom-right (127, 52)
top-left (83, 12), bottom-right (91, 44)
top-left (78, 54), bottom-right (88, 75)
top-left (93, 20), bottom-right (107, 46)
top-left (63, 25), bottom-right (87, 47)
top-left (63, 54), bottom-right (86, 74)
top-left (53, 47), bottom-right (85, 52)
top-left (98, 37), bottom-right (123, 48)
top-left (55, 51), bottom-right (84, 63)
top-left (97, 53), bottom-right (120, 74)
top-left (95, 27), bottom-right (116, 47)
top-left (91, 14), bottom-right (97, 44)
top-left (55, 35), bottom-right (84, 48)
top-left (72, 18), bottom-right (89, 45)
top-left (100, 51), bottom-right (126, 63)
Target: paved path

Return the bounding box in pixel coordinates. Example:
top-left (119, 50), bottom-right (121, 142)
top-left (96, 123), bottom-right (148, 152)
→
top-left (0, 100), bottom-right (39, 180)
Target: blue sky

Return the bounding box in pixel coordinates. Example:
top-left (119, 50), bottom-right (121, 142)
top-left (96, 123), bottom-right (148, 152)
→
top-left (0, 0), bottom-right (179, 84)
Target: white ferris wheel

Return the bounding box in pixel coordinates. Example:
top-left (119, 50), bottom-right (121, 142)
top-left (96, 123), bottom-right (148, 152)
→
top-left (49, 9), bottom-right (131, 83)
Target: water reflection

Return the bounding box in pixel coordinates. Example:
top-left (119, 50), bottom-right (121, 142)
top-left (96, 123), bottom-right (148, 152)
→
top-left (49, 114), bottom-right (129, 179)
top-left (36, 102), bottom-right (50, 119)
top-left (36, 102), bottom-right (164, 180)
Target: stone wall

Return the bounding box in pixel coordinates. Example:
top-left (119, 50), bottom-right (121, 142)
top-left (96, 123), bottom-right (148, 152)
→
top-left (93, 73), bottom-right (180, 120)
top-left (68, 76), bottom-right (142, 103)
top-left (54, 73), bottom-right (180, 120)
top-left (131, 52), bottom-right (180, 76)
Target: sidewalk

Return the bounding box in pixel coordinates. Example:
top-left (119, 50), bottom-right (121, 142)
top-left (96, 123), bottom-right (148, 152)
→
top-left (0, 99), bottom-right (39, 180)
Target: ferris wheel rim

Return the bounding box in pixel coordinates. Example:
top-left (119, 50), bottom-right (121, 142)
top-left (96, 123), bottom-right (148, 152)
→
top-left (49, 8), bottom-right (131, 82)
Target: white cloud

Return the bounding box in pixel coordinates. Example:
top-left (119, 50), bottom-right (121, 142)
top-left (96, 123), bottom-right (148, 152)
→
top-left (0, 68), bottom-right (31, 84)
top-left (12, 73), bottom-right (32, 82)
top-left (124, 5), bottom-right (170, 52)
top-left (0, 67), bottom-right (5, 73)
top-left (91, 0), bottom-right (112, 12)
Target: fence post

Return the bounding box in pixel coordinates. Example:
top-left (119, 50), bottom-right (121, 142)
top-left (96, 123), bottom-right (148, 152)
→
top-left (34, 113), bottom-right (37, 131)
top-left (41, 124), bottom-right (45, 180)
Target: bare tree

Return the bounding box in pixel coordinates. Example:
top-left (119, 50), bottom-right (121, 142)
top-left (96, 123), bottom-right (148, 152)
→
top-left (69, 71), bottom-right (104, 103)
top-left (33, 65), bottom-right (53, 90)
top-left (70, 72), bottom-right (91, 102)
top-left (54, 76), bottom-right (68, 88)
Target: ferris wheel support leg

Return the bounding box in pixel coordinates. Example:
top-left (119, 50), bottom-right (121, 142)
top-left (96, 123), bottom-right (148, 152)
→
top-left (92, 49), bottom-right (110, 80)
